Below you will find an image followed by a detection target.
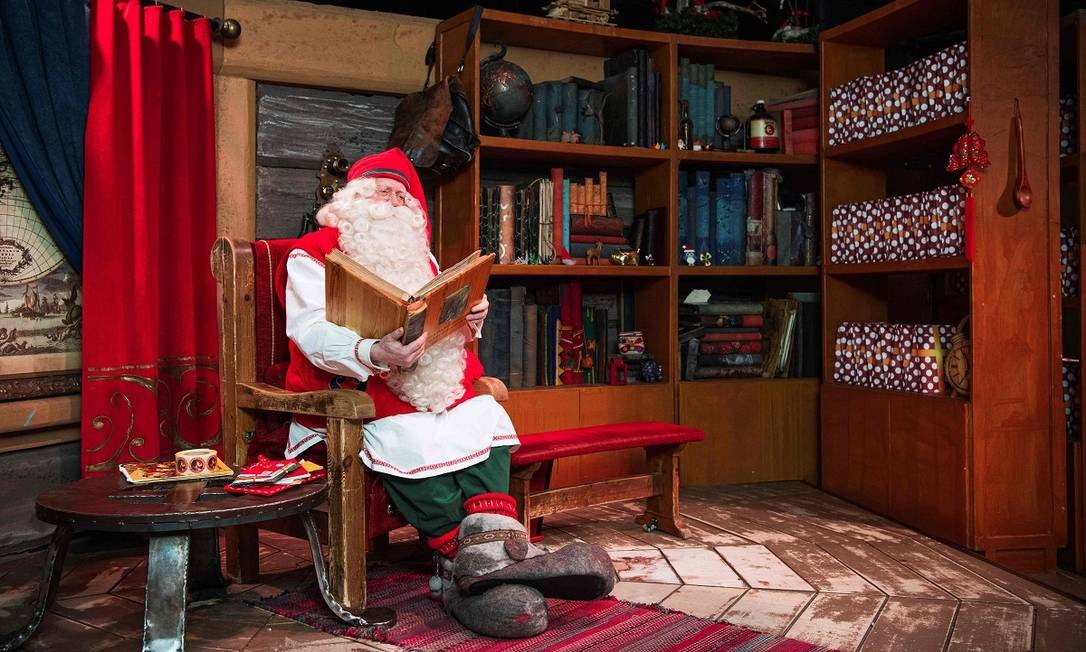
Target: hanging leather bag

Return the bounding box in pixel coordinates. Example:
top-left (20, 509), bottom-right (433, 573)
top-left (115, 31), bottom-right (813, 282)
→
top-left (388, 6), bottom-right (483, 179)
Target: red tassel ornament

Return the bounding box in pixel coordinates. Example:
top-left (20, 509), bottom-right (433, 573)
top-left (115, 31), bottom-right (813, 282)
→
top-left (946, 102), bottom-right (990, 262)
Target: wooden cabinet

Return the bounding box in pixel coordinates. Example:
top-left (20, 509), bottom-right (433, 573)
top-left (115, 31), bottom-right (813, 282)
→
top-left (431, 9), bottom-right (821, 488)
top-left (1061, 10), bottom-right (1086, 573)
top-left (820, 0), bottom-right (1065, 571)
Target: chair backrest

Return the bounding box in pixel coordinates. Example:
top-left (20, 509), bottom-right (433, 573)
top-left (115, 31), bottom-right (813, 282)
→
top-left (213, 237), bottom-right (299, 466)
top-left (214, 237), bottom-right (406, 538)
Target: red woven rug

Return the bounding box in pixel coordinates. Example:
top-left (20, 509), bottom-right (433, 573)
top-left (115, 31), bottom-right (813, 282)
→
top-left (258, 566), bottom-right (832, 651)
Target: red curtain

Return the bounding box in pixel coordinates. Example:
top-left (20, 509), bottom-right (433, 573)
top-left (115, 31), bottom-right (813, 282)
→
top-left (81, 0), bottom-right (220, 476)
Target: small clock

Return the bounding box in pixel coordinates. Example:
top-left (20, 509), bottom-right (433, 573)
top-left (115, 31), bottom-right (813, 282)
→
top-left (945, 316), bottom-right (971, 397)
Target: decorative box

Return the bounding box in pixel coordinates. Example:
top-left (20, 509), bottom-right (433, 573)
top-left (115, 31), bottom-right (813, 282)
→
top-left (1064, 359), bottom-right (1081, 441)
top-left (1062, 226), bottom-right (1080, 297)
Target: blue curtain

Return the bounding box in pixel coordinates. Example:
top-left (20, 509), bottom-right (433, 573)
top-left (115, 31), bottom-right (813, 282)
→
top-left (0, 0), bottom-right (88, 273)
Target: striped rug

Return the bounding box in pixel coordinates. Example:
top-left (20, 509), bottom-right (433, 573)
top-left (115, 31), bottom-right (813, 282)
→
top-left (258, 566), bottom-right (833, 651)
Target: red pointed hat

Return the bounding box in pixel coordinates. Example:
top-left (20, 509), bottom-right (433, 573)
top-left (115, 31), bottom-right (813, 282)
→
top-left (346, 147), bottom-right (430, 236)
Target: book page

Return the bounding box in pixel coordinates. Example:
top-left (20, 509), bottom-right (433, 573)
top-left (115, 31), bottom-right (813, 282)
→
top-left (413, 250), bottom-right (483, 299)
top-left (326, 249), bottom-right (411, 302)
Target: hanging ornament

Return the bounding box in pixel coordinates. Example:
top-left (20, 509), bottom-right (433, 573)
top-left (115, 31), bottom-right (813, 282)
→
top-left (946, 100), bottom-right (990, 262)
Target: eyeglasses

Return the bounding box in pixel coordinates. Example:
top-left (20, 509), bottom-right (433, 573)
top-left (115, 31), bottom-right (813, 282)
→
top-left (374, 187), bottom-right (408, 204)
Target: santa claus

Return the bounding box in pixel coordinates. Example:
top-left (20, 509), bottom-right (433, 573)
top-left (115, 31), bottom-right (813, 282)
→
top-left (277, 148), bottom-right (615, 638)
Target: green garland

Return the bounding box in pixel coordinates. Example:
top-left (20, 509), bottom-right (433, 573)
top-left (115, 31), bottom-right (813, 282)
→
top-left (654, 7), bottom-right (739, 39)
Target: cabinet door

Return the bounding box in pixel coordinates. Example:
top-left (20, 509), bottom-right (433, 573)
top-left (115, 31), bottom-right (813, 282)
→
top-left (889, 395), bottom-right (971, 546)
top-left (821, 383), bottom-right (890, 514)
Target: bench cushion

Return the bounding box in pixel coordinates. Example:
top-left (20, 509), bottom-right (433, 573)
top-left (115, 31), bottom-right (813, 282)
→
top-left (511, 422), bottom-right (705, 467)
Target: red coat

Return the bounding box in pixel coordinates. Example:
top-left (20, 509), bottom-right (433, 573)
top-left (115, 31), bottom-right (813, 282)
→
top-left (274, 227), bottom-right (483, 429)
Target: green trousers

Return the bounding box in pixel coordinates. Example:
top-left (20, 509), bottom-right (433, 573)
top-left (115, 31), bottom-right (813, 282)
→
top-left (379, 447), bottom-right (510, 539)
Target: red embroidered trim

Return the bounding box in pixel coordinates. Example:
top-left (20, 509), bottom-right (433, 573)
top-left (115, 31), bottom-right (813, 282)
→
top-left (464, 492), bottom-right (518, 519)
top-left (287, 250), bottom-right (325, 266)
top-left (285, 428), bottom-right (325, 456)
top-left (353, 340), bottom-right (371, 369)
top-left (427, 525), bottom-right (460, 559)
top-left (361, 445), bottom-right (492, 476)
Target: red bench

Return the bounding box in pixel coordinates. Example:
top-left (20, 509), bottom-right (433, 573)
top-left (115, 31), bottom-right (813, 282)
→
top-left (509, 422), bottom-right (705, 539)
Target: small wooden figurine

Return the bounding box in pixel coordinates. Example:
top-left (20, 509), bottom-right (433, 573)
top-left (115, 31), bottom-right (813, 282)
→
top-left (585, 240), bottom-right (604, 265)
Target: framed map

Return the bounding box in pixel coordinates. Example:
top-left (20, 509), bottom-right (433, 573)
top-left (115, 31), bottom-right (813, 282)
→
top-left (0, 145), bottom-right (81, 400)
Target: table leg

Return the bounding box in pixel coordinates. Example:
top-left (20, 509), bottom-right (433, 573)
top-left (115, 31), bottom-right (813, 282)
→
top-left (300, 511), bottom-right (396, 630)
top-left (0, 524), bottom-right (71, 652)
top-left (143, 534), bottom-right (189, 652)
top-left (187, 528), bottom-right (227, 600)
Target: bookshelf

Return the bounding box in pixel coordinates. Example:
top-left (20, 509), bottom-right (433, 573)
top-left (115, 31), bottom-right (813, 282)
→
top-left (820, 0), bottom-right (1064, 571)
top-left (432, 9), bottom-right (820, 489)
top-left (1061, 9), bottom-right (1086, 573)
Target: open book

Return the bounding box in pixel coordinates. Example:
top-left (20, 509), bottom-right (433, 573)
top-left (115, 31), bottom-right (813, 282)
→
top-left (325, 249), bottom-right (494, 345)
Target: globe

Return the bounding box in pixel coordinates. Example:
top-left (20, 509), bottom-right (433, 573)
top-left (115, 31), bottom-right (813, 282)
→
top-left (479, 43), bottom-right (533, 135)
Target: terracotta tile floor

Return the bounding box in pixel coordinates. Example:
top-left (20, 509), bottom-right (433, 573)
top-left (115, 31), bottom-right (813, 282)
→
top-left (1, 481), bottom-right (1085, 651)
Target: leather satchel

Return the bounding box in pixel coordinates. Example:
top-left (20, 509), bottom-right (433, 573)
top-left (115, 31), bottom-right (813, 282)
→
top-left (388, 6), bottom-right (482, 179)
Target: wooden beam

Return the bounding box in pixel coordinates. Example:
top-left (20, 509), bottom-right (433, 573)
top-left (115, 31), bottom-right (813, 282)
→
top-left (0, 396), bottom-right (80, 435)
top-left (526, 474), bottom-right (659, 518)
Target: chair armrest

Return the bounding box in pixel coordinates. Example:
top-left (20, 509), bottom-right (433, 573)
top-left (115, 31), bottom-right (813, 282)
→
top-left (473, 376), bottom-right (508, 402)
top-left (236, 382), bottom-right (375, 420)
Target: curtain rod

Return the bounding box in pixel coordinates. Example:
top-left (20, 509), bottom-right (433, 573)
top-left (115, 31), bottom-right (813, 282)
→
top-left (142, 1), bottom-right (242, 40)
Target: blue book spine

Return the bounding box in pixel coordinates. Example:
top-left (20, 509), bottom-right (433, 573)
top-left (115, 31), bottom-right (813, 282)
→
top-left (703, 64), bottom-right (715, 146)
top-left (719, 173), bottom-right (746, 265)
top-left (576, 88), bottom-right (592, 144)
top-left (532, 83), bottom-right (547, 141)
top-left (709, 184), bottom-right (719, 265)
top-left (487, 288), bottom-right (512, 384)
top-left (678, 170), bottom-right (688, 253)
top-left (714, 82), bottom-right (724, 148)
top-left (686, 182), bottom-right (697, 256)
top-left (562, 179), bottom-right (571, 253)
top-left (625, 67), bottom-right (638, 147)
top-left (695, 170), bottom-right (711, 255)
top-left (689, 64), bottom-right (701, 145)
top-left (680, 58), bottom-right (690, 109)
top-left (561, 82), bottom-right (578, 138)
top-left (546, 82), bottom-right (562, 142)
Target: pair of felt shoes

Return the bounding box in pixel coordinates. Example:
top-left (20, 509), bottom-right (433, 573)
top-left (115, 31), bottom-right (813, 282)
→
top-left (437, 510), bottom-right (618, 638)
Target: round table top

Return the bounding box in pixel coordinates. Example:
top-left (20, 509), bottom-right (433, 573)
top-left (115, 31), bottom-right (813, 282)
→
top-left (36, 475), bottom-right (326, 534)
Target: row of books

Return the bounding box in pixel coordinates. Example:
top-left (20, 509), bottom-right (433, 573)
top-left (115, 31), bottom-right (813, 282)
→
top-left (514, 77), bottom-right (606, 145)
top-left (510, 48), bottom-right (662, 148)
top-left (768, 91), bottom-right (818, 156)
top-left (679, 294), bottom-right (819, 380)
top-left (481, 170), bottom-right (639, 265)
top-left (832, 322), bottom-right (957, 395)
top-left (828, 41), bottom-right (967, 147)
top-left (679, 59), bottom-right (731, 149)
top-left (678, 168), bottom-right (817, 266)
top-left (829, 185), bottom-right (965, 264)
top-left (479, 282), bottom-right (636, 388)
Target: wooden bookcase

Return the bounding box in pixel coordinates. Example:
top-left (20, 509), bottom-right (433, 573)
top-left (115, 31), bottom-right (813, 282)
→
top-left (1061, 9), bottom-right (1086, 573)
top-left (431, 9), bottom-right (820, 489)
top-left (820, 0), bottom-right (1065, 571)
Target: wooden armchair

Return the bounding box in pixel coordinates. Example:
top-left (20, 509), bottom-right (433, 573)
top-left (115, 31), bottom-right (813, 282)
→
top-left (211, 237), bottom-right (507, 627)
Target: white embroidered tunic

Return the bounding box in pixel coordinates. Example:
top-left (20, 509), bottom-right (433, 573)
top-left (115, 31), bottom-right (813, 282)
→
top-left (283, 251), bottom-right (518, 479)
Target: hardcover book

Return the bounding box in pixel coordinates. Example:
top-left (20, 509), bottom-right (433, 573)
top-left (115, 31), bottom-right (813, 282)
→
top-left (325, 249), bottom-right (494, 346)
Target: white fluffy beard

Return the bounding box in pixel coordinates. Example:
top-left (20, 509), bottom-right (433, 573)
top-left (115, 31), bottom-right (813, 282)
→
top-left (316, 177), bottom-right (467, 413)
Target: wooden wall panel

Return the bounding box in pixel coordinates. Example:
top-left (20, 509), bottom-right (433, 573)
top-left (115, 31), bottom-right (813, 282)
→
top-left (215, 75), bottom-right (256, 238)
top-left (968, 0), bottom-right (1065, 555)
top-left (680, 379), bottom-right (818, 486)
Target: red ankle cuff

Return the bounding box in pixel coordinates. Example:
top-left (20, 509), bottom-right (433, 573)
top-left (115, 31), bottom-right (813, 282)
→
top-left (426, 526), bottom-right (460, 559)
top-left (464, 492), bottom-right (518, 520)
